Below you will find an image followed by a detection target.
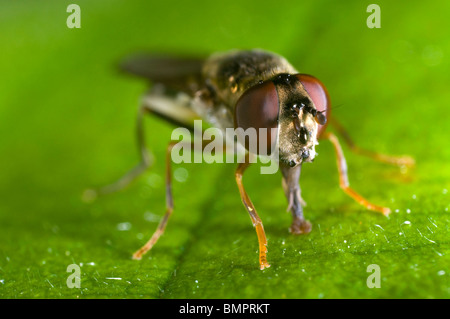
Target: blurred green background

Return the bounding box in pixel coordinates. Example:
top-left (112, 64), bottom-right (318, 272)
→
top-left (0, 0), bottom-right (449, 298)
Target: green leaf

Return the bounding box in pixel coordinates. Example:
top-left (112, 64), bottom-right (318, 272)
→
top-left (0, 0), bottom-right (448, 299)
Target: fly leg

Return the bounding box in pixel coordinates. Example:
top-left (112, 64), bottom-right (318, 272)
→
top-left (281, 164), bottom-right (312, 234)
top-left (132, 140), bottom-right (178, 259)
top-left (82, 102), bottom-right (153, 201)
top-left (136, 140), bottom-right (271, 270)
top-left (235, 153), bottom-right (271, 270)
top-left (330, 117), bottom-right (415, 167)
top-left (323, 132), bottom-right (391, 216)
top-left (133, 136), bottom-right (232, 260)
top-left (82, 92), bottom-right (199, 202)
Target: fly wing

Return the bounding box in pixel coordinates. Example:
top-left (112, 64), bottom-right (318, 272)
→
top-left (119, 53), bottom-right (205, 95)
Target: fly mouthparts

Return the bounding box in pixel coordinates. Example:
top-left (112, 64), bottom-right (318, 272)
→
top-left (301, 149), bottom-right (310, 159)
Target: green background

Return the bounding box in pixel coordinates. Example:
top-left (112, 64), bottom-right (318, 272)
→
top-left (0, 0), bottom-right (448, 298)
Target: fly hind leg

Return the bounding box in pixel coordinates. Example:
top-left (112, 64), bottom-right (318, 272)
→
top-left (132, 140), bottom-right (177, 259)
top-left (82, 91), bottom-right (200, 202)
top-left (330, 117), bottom-right (415, 167)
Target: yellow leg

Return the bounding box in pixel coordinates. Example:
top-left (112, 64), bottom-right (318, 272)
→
top-left (235, 153), bottom-right (270, 270)
top-left (330, 117), bottom-right (415, 167)
top-left (323, 132), bottom-right (391, 216)
top-left (132, 141), bottom-right (176, 259)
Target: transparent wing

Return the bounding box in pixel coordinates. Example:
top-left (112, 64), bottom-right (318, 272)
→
top-left (119, 53), bottom-right (205, 94)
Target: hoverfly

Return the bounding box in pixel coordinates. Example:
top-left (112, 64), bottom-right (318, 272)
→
top-left (84, 49), bottom-right (414, 270)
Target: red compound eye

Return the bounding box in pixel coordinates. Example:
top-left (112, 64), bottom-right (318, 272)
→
top-left (234, 81), bottom-right (279, 155)
top-left (295, 74), bottom-right (331, 136)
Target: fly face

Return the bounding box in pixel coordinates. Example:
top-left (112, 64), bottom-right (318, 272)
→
top-left (274, 74), bottom-right (320, 167)
top-left (232, 71), bottom-right (329, 165)
top-left (279, 100), bottom-right (318, 166)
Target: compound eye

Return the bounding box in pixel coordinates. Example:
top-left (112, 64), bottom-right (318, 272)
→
top-left (295, 74), bottom-right (331, 138)
top-left (235, 81), bottom-right (279, 155)
top-left (295, 74), bottom-right (330, 122)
